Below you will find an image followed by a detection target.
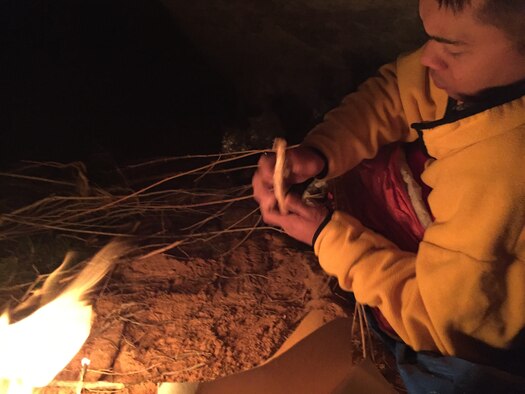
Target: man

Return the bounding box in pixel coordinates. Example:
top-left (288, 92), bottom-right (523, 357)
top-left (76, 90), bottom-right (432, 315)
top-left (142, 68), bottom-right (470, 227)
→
top-left (253, 0), bottom-right (525, 391)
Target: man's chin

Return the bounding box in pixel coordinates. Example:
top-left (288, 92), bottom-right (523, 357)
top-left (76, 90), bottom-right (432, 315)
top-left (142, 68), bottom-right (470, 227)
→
top-left (431, 74), bottom-right (459, 99)
top-left (435, 83), bottom-right (469, 101)
top-left (438, 86), bottom-right (464, 101)
top-left (447, 91), bottom-right (464, 101)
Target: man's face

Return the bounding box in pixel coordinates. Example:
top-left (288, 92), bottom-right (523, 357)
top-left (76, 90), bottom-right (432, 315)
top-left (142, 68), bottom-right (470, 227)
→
top-left (419, 0), bottom-right (525, 101)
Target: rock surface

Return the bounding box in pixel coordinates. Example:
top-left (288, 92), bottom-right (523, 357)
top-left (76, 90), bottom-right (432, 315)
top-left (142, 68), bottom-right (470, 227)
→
top-left (161, 0), bottom-right (425, 140)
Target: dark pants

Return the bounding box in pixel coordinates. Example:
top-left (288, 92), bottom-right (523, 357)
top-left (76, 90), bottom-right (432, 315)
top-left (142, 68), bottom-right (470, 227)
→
top-left (363, 304), bottom-right (525, 394)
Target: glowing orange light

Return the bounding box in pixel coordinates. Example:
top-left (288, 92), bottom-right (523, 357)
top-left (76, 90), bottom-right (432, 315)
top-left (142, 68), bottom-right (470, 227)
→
top-left (0, 241), bottom-right (126, 394)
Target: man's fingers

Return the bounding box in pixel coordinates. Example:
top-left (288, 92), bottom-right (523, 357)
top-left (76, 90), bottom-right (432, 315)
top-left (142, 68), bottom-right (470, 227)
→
top-left (284, 193), bottom-right (314, 218)
top-left (257, 153), bottom-right (277, 186)
top-left (252, 169), bottom-right (279, 213)
top-left (259, 206), bottom-right (288, 228)
top-left (252, 170), bottom-right (270, 199)
top-left (254, 150), bottom-right (328, 242)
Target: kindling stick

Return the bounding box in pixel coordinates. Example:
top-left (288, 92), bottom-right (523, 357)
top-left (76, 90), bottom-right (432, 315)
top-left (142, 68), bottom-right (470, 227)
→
top-left (46, 380), bottom-right (125, 390)
top-left (272, 138), bottom-right (288, 215)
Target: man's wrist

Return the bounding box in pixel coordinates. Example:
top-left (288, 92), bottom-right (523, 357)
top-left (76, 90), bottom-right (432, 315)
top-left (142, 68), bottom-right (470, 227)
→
top-left (305, 146), bottom-right (329, 179)
top-left (311, 210), bottom-right (333, 247)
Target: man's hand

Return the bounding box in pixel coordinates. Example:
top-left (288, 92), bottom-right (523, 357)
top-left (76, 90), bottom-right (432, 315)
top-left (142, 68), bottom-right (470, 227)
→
top-left (254, 146), bottom-right (326, 192)
top-left (252, 146), bottom-right (329, 245)
top-left (259, 193), bottom-right (329, 245)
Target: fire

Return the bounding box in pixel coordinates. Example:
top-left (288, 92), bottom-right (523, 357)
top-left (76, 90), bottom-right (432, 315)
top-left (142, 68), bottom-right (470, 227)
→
top-left (0, 292), bottom-right (93, 392)
top-left (0, 241), bottom-right (128, 394)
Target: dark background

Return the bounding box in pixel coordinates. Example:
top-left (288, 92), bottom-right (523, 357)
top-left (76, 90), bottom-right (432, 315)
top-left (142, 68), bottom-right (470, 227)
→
top-left (1, 0), bottom-right (424, 168)
top-left (1, 0), bottom-right (238, 167)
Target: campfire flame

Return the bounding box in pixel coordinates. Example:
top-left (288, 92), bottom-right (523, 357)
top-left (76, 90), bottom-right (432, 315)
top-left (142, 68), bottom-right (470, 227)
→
top-left (0, 241), bottom-right (128, 394)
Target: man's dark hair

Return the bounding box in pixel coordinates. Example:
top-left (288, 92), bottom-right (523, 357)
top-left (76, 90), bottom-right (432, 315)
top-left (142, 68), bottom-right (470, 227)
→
top-left (436, 0), bottom-right (525, 53)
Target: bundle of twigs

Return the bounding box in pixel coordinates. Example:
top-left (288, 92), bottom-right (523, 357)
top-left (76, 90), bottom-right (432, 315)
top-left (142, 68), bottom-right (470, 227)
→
top-left (0, 149), bottom-right (276, 252)
top-left (0, 148), bottom-right (285, 307)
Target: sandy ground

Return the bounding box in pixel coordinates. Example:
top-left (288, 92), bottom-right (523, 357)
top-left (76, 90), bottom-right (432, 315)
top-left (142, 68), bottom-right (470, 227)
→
top-left (47, 232), bottom-right (403, 393)
top-left (0, 156), bottom-right (404, 393)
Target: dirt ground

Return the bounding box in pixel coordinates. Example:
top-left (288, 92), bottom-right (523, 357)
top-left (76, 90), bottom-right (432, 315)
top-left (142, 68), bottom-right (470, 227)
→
top-left (0, 154), bottom-right (405, 393)
top-left (45, 231), bottom-right (403, 393)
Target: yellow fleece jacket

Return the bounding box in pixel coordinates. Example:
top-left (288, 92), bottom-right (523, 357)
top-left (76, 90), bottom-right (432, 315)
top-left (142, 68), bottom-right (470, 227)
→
top-left (303, 48), bottom-right (525, 360)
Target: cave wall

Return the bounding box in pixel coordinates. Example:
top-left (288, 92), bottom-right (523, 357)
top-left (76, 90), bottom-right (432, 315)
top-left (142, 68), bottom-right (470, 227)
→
top-left (1, 0), bottom-right (426, 166)
top-left (160, 0), bottom-right (426, 142)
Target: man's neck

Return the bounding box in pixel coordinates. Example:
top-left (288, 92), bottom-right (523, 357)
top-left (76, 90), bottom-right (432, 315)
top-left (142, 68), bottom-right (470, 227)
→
top-left (459, 78), bottom-right (525, 105)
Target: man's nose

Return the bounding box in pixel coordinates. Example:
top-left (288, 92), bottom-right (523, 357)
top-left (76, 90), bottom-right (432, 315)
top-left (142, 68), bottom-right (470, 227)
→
top-left (420, 41), bottom-right (448, 71)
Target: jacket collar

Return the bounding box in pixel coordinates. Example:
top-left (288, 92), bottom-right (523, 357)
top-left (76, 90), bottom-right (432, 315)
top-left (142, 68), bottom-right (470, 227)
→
top-left (422, 94), bottom-right (525, 159)
top-left (411, 79), bottom-right (525, 159)
top-left (414, 78), bottom-right (525, 131)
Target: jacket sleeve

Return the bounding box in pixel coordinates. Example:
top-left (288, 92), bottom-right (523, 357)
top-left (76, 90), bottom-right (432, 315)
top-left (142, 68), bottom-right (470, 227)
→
top-left (314, 211), bottom-right (444, 352)
top-left (302, 61), bottom-right (416, 179)
top-left (314, 131), bottom-right (525, 358)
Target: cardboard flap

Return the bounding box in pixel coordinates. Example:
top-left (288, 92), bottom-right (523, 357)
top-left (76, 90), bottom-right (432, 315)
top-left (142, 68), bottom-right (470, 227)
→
top-left (159, 314), bottom-right (396, 394)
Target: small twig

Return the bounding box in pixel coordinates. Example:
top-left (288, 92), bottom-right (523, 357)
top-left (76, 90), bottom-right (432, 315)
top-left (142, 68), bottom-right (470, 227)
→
top-left (195, 164), bottom-right (257, 175)
top-left (0, 171), bottom-right (77, 187)
top-left (138, 240), bottom-right (185, 260)
top-left (63, 150), bottom-right (263, 222)
top-left (45, 381), bottom-right (125, 390)
top-left (361, 303), bottom-right (375, 362)
top-left (123, 149), bottom-right (266, 169)
top-left (161, 362), bottom-right (207, 376)
top-left (351, 300), bottom-right (359, 347)
top-left (127, 195), bottom-right (253, 210)
top-left (357, 303), bottom-right (367, 359)
top-left (194, 153), bottom-right (223, 182)
top-left (88, 364), bottom-right (161, 376)
top-left (1, 215), bottom-right (133, 237)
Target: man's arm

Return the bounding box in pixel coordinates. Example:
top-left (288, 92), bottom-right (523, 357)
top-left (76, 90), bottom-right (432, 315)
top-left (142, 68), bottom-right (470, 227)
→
top-left (253, 56), bottom-right (417, 240)
top-left (315, 134), bottom-right (525, 359)
top-left (302, 60), bottom-right (414, 179)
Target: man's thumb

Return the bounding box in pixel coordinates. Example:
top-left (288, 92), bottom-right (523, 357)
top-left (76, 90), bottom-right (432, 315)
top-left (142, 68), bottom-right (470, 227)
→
top-left (284, 193), bottom-right (311, 217)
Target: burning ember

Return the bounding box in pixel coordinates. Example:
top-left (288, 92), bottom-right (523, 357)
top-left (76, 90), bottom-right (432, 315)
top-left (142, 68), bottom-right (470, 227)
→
top-left (0, 241), bottom-right (128, 393)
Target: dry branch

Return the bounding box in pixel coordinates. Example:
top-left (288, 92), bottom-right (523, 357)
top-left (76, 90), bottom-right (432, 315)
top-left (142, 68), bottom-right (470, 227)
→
top-left (272, 138), bottom-right (288, 215)
top-left (44, 380), bottom-right (125, 390)
top-left (0, 149), bottom-right (271, 267)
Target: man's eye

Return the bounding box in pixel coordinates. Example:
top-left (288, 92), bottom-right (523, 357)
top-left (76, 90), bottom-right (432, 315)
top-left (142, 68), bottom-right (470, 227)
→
top-left (445, 49), bottom-right (464, 58)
